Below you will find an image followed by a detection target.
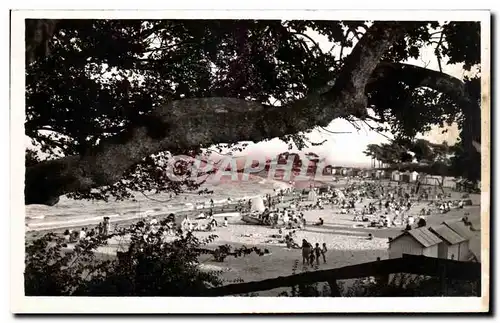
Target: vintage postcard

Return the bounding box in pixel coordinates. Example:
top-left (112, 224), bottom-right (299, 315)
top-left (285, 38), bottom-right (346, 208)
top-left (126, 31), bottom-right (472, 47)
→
top-left (10, 9), bottom-right (490, 313)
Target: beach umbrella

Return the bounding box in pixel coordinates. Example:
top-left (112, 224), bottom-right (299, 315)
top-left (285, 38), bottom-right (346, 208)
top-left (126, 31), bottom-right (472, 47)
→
top-left (250, 196), bottom-right (266, 213)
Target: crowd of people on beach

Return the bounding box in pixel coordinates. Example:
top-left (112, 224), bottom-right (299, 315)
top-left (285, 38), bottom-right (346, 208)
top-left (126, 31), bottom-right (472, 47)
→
top-left (63, 216), bottom-right (112, 242)
top-left (300, 239), bottom-right (328, 266)
top-left (181, 211), bottom-right (228, 232)
top-left (238, 178), bottom-right (474, 265)
top-left (53, 177), bottom-right (474, 271)
top-left (312, 180), bottom-right (472, 232)
top-left (280, 232), bottom-right (328, 266)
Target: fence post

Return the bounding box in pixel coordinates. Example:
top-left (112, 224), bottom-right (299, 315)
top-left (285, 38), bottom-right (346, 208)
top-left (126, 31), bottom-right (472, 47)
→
top-left (474, 279), bottom-right (481, 297)
top-left (327, 279), bottom-right (342, 297)
top-left (440, 262), bottom-right (447, 296)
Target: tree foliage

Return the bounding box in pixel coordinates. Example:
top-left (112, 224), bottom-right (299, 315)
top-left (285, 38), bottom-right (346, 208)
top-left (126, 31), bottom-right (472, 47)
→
top-left (363, 138), bottom-right (467, 177)
top-left (25, 221), bottom-right (265, 296)
top-left (364, 135), bottom-right (479, 182)
top-left (24, 19), bottom-right (481, 205)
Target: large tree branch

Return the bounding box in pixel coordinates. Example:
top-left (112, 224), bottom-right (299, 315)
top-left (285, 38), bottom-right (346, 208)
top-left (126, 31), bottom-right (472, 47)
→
top-left (290, 32), bottom-right (322, 58)
top-left (369, 62), bottom-right (481, 154)
top-left (25, 22), bottom-right (408, 205)
top-left (370, 62), bottom-right (472, 106)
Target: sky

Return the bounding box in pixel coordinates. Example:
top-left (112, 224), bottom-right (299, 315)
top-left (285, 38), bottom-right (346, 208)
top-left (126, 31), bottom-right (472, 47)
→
top-left (221, 28), bottom-right (476, 167)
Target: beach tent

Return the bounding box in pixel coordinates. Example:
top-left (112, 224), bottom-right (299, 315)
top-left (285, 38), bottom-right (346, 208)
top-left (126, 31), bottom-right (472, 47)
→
top-left (336, 189), bottom-right (345, 200)
top-left (250, 196), bottom-right (266, 213)
top-left (410, 171), bottom-right (419, 182)
top-left (307, 189), bottom-right (318, 204)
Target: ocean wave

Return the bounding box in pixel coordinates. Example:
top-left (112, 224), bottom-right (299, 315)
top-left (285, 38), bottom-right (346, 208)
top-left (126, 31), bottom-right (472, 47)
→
top-left (26, 213), bottom-right (122, 230)
top-left (25, 177), bottom-right (289, 232)
top-left (26, 215), bottom-right (45, 220)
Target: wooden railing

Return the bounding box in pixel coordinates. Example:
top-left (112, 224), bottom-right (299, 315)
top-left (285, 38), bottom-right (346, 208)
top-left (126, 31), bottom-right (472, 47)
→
top-left (203, 254), bottom-right (481, 296)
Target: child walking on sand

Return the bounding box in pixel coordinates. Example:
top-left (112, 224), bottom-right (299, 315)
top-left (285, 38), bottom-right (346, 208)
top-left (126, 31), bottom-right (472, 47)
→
top-left (309, 250), bottom-right (315, 266)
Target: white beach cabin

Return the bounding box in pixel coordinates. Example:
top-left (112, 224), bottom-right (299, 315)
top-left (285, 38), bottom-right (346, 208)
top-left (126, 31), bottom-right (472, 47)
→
top-left (391, 170), bottom-right (401, 182)
top-left (442, 220), bottom-right (474, 261)
top-left (376, 170), bottom-right (389, 179)
top-left (429, 224), bottom-right (467, 260)
top-left (388, 227), bottom-right (442, 259)
top-left (410, 171), bottom-right (419, 182)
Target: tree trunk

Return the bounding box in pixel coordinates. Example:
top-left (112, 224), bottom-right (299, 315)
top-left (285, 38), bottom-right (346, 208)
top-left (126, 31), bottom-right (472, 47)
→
top-left (438, 176), bottom-right (446, 195)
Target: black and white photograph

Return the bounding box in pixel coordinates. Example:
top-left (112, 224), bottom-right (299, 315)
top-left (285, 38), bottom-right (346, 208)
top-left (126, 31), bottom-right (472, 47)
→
top-left (10, 9), bottom-right (490, 313)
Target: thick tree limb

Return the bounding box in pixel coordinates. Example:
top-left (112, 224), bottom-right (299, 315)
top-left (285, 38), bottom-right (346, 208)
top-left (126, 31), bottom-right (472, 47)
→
top-left (25, 22), bottom-right (407, 205)
top-left (370, 62), bottom-right (473, 107)
top-left (369, 62), bottom-right (481, 154)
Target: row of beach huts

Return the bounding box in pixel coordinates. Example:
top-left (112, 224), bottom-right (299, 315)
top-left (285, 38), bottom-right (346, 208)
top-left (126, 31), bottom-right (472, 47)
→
top-left (388, 220), bottom-right (479, 262)
top-left (326, 167), bottom-right (420, 182)
top-left (324, 166), bottom-right (470, 189)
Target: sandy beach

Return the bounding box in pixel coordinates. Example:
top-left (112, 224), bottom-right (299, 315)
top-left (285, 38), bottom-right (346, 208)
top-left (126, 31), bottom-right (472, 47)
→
top-left (39, 182), bottom-right (481, 296)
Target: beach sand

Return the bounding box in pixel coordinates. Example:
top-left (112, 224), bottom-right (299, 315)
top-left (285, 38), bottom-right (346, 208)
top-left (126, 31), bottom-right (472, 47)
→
top-left (62, 191), bottom-right (481, 296)
top-left (25, 178), bottom-right (482, 296)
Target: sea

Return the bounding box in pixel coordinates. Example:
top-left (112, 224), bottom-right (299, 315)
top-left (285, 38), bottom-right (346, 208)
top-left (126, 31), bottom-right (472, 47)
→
top-left (25, 174), bottom-right (292, 232)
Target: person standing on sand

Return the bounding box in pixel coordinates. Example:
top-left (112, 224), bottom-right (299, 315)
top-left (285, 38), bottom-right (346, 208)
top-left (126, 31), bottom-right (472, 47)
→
top-left (79, 228), bottom-right (86, 241)
top-left (314, 243), bottom-right (321, 266)
top-left (301, 239), bottom-right (312, 265)
top-left (103, 217), bottom-right (111, 235)
top-left (321, 243), bottom-right (327, 264)
top-left (63, 229), bottom-right (71, 242)
top-left (407, 215), bottom-right (415, 226)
